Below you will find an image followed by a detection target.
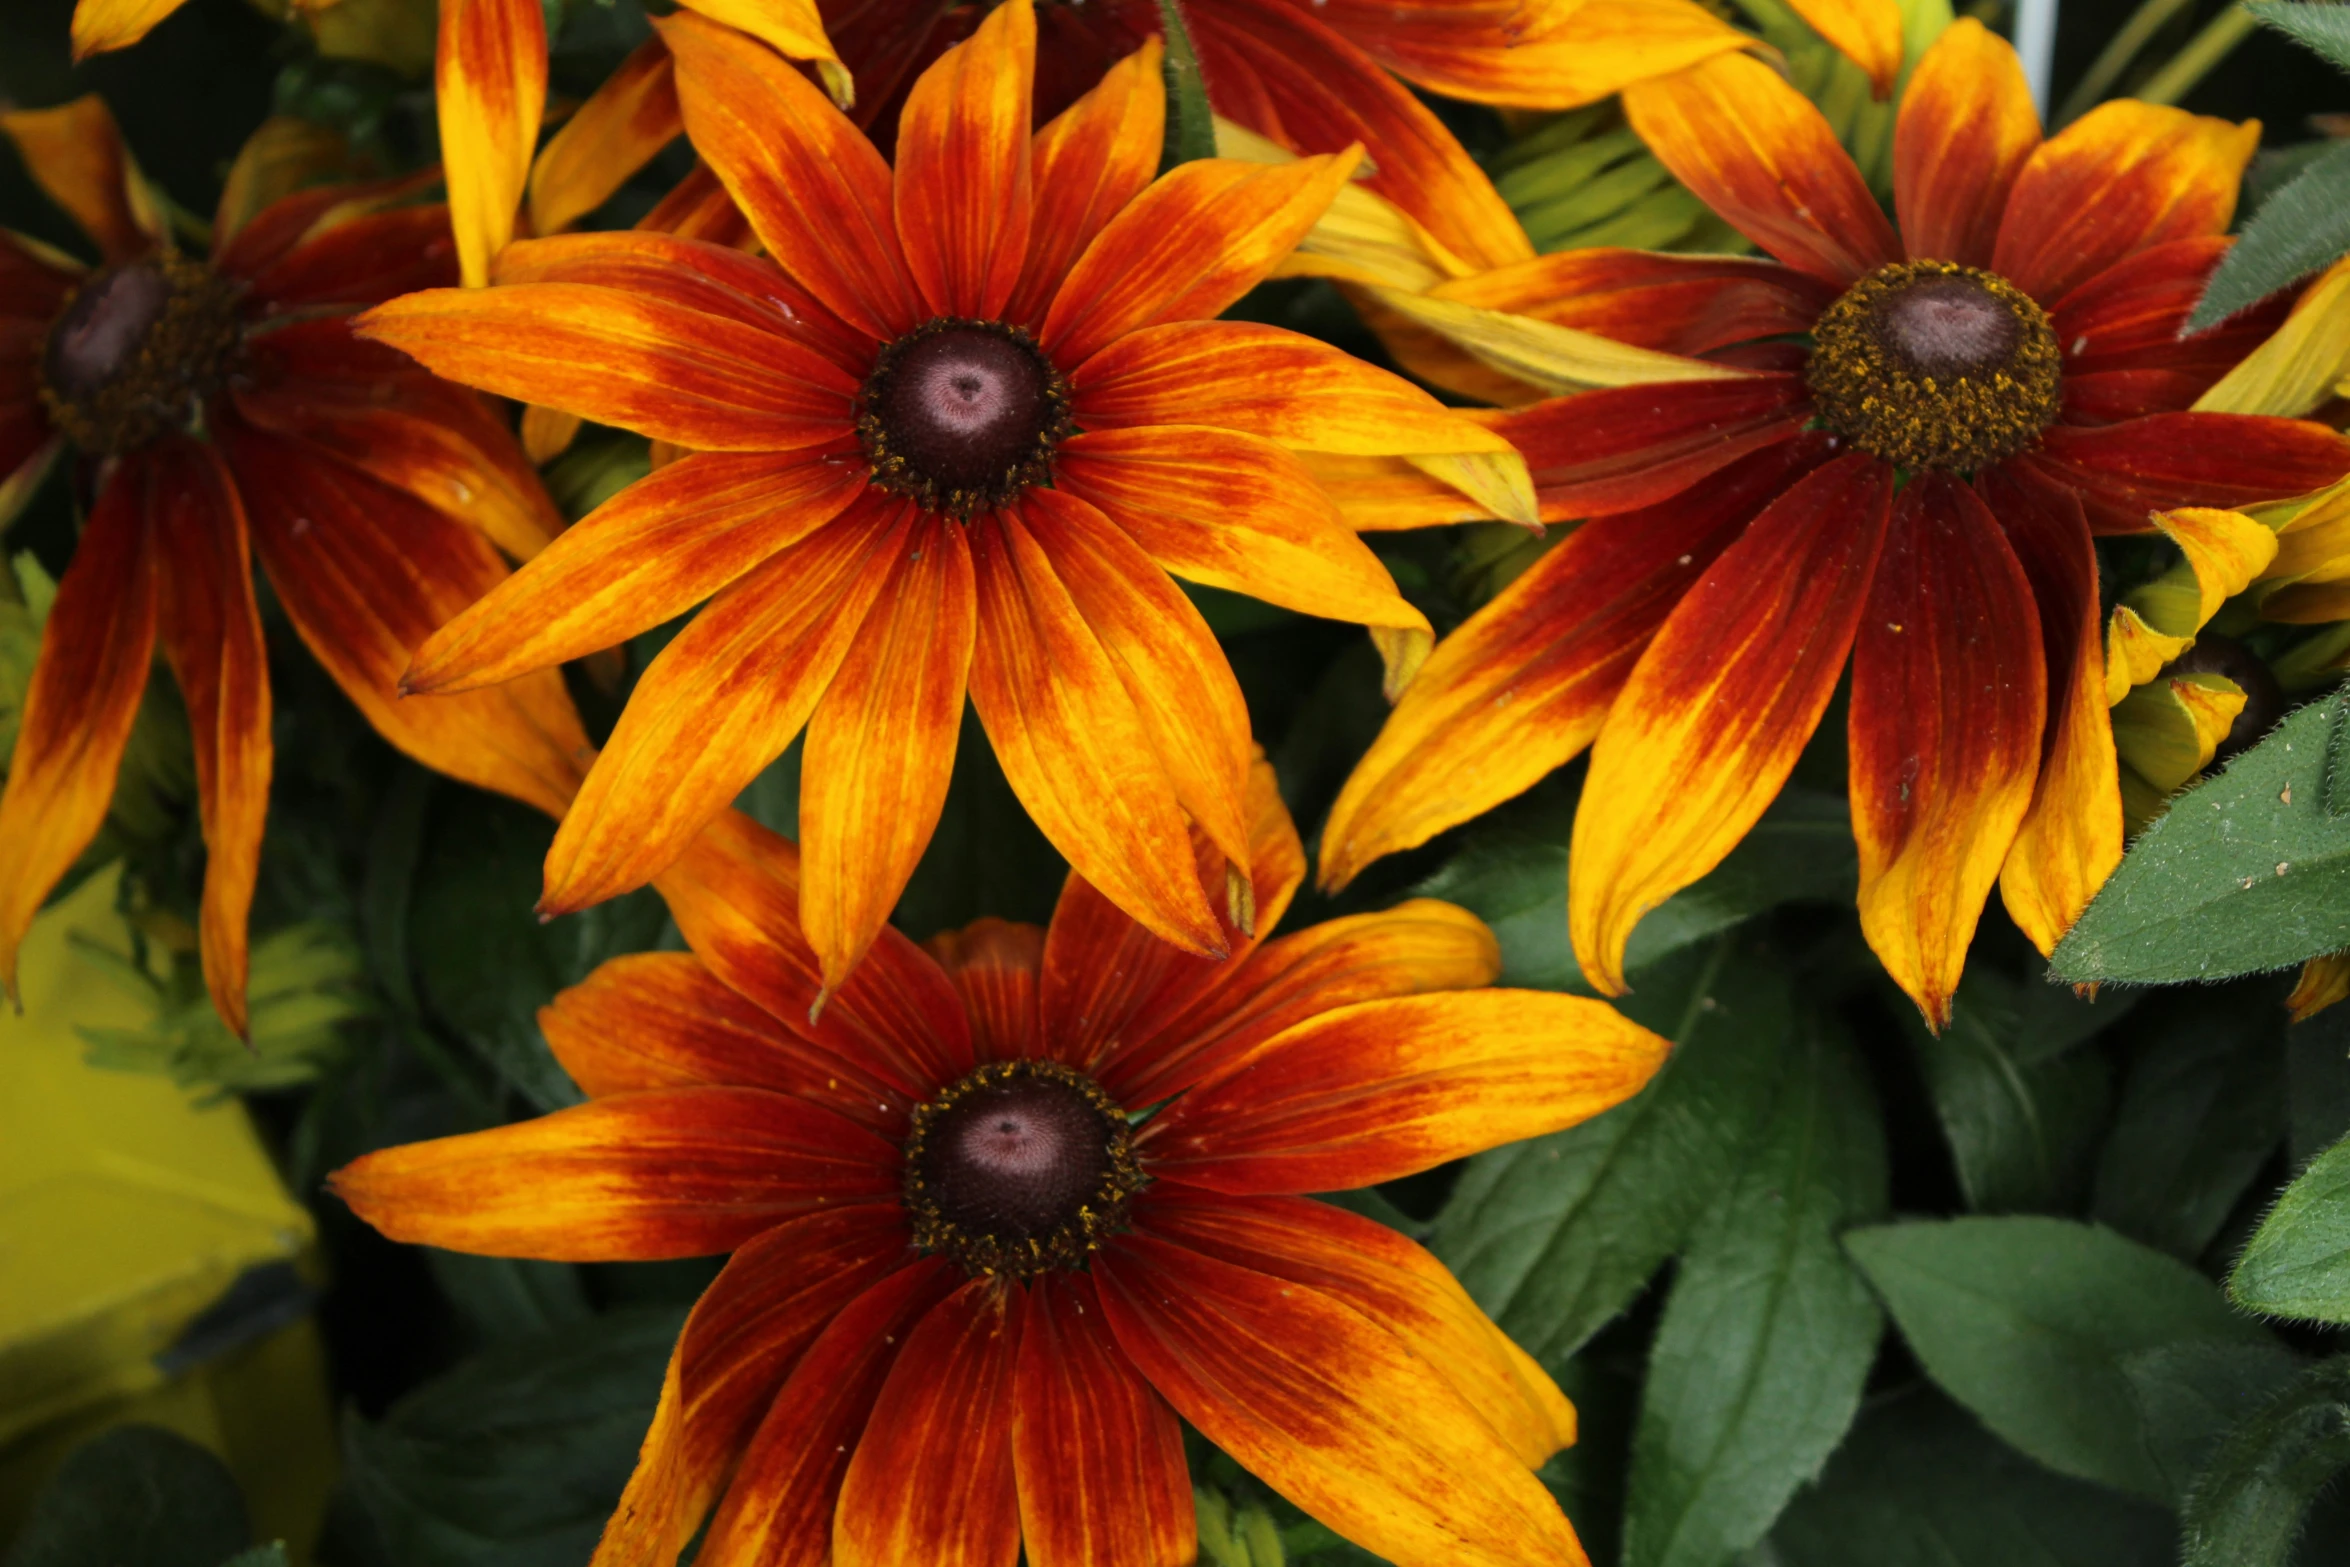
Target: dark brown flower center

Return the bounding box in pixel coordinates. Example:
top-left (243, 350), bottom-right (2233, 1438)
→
top-left (39, 253), bottom-right (244, 457)
top-left (902, 1059), bottom-right (1143, 1278)
top-left (857, 317), bottom-right (1070, 518)
top-left (1805, 259), bottom-right (2062, 473)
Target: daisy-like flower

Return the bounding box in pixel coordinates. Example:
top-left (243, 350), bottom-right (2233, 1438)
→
top-left (0, 98), bottom-right (589, 1035)
top-left (332, 763), bottom-right (1667, 1567)
top-left (356, 1), bottom-right (1521, 994)
top-left (1317, 20), bottom-right (2350, 1026)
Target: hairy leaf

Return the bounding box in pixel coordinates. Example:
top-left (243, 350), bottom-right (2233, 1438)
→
top-left (2233, 1130), bottom-right (2350, 1324)
top-left (2181, 1356), bottom-right (2350, 1567)
top-left (2188, 139), bottom-right (2350, 332)
top-left (1155, 0), bottom-right (1217, 170)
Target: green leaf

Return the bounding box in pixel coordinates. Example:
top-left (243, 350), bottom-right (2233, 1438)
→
top-left (2050, 696), bottom-right (2350, 984)
top-left (2, 1426), bottom-right (250, 1567)
top-left (2287, 1004), bottom-right (2350, 1166)
top-left (1757, 1389), bottom-right (2176, 1567)
top-left (217, 1548), bottom-right (289, 1567)
top-left (339, 1307), bottom-right (684, 1567)
top-left (1431, 940), bottom-right (1797, 1369)
top-left (2187, 139), bottom-right (2350, 332)
top-left (1153, 0), bottom-right (1216, 171)
top-left (1844, 1216), bottom-right (2273, 1498)
top-left (1904, 969), bottom-right (2114, 1213)
top-left (2119, 1340), bottom-right (2305, 1503)
top-left (1622, 1018), bottom-right (1887, 1567)
top-left (424, 1251), bottom-right (594, 1346)
top-left (2248, 0), bottom-right (2350, 73)
top-left (2232, 1130), bottom-right (2350, 1323)
top-left (2093, 985), bottom-right (2287, 1259)
top-left (2181, 1356), bottom-right (2350, 1567)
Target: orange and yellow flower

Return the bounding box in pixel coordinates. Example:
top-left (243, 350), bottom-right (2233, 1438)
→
top-left (1319, 20), bottom-right (2350, 1026)
top-left (0, 98), bottom-right (588, 1035)
top-left (357, 1), bottom-right (1518, 994)
top-left (332, 764), bottom-right (1667, 1567)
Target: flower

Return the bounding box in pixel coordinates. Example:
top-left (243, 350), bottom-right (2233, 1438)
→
top-left (1316, 20), bottom-right (2350, 1027)
top-left (65, 0), bottom-right (847, 289)
top-left (356, 0), bottom-right (1518, 994)
top-left (330, 762), bottom-right (1668, 1567)
top-left (0, 98), bottom-right (589, 1035)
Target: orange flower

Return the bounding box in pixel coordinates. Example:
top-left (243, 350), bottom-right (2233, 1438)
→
top-left (332, 764), bottom-right (1666, 1567)
top-left (0, 99), bottom-right (588, 1035)
top-left (1319, 20), bottom-right (2350, 1027)
top-left (357, 1), bottom-right (1512, 993)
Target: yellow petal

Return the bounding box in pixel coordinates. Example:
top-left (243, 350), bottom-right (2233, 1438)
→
top-left (2102, 605), bottom-right (2193, 706)
top-left (2288, 951), bottom-right (2350, 1023)
top-left (2148, 506), bottom-right (2278, 629)
top-left (2196, 258), bottom-right (2350, 418)
top-left (1215, 118), bottom-right (1473, 294)
top-left (70, 0), bottom-right (189, 57)
top-left (2109, 672), bottom-right (2245, 793)
top-left (1364, 286), bottom-right (1748, 396)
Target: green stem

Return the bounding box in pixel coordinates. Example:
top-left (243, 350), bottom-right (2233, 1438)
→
top-left (2055, 0), bottom-right (2200, 124)
top-left (2135, 3), bottom-right (2263, 106)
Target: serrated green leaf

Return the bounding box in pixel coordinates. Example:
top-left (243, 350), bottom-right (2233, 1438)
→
top-left (1905, 969), bottom-right (2113, 1213)
top-left (2232, 1130), bottom-right (2350, 1323)
top-left (1432, 940), bottom-right (1795, 1369)
top-left (2248, 0), bottom-right (2350, 72)
top-left (1154, 0), bottom-right (1216, 171)
top-left (1756, 1389), bottom-right (2176, 1566)
top-left (1844, 1216), bottom-right (2272, 1498)
top-left (2050, 696), bottom-right (2350, 983)
top-left (2188, 140), bottom-right (2350, 332)
top-left (1623, 1019), bottom-right (1886, 1567)
top-left (2, 1426), bottom-right (250, 1567)
top-left (2181, 1356), bottom-right (2350, 1567)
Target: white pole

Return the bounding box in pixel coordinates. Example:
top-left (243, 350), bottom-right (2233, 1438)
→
top-left (2015, 0), bottom-right (2062, 115)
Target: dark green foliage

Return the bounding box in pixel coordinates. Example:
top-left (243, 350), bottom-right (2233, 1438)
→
top-left (2233, 1131), bottom-right (2350, 1324)
top-left (2, 1427), bottom-right (250, 1567)
top-left (2180, 1356), bottom-right (2350, 1567)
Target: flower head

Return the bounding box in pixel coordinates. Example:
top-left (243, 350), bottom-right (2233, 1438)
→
top-left (1317, 19), bottom-right (2350, 1027)
top-left (331, 764), bottom-right (1667, 1567)
top-left (358, 0), bottom-right (1519, 994)
top-left (0, 98), bottom-right (588, 1034)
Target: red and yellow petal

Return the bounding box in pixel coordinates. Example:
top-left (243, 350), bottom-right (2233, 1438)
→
top-left (1312, 0), bottom-right (1742, 114)
top-left (1096, 1232), bottom-right (1590, 1567)
top-left (927, 918), bottom-right (1047, 1063)
top-left (2029, 414), bottom-right (2350, 532)
top-left (800, 515), bottom-right (977, 994)
top-left (966, 508), bottom-right (1225, 960)
top-left (355, 282), bottom-right (858, 452)
top-left (329, 1087), bottom-right (899, 1261)
top-left (542, 496), bottom-right (914, 915)
top-left (148, 442), bottom-right (271, 1041)
top-left (1142, 991), bottom-right (1668, 1193)
top-left (0, 464), bottom-right (155, 1008)
top-left (834, 1278), bottom-right (1025, 1567)
top-left (528, 38), bottom-right (683, 240)
top-left (1428, 249), bottom-right (1837, 362)
top-left (1992, 101), bottom-right (2257, 306)
top-left (1893, 18), bottom-right (2041, 269)
top-left (1622, 51), bottom-right (1898, 287)
top-left (0, 95), bottom-right (161, 264)
top-left (241, 204), bottom-right (461, 311)
top-left (1569, 453), bottom-right (1894, 994)
top-left (69, 0), bottom-right (191, 58)
top-left (1012, 1272), bottom-right (1196, 1567)
top-left (1041, 152), bottom-right (1361, 368)
top-left (212, 117), bottom-right (350, 249)
top-left (1782, 0), bottom-right (1905, 97)
top-left (437, 0), bottom-right (548, 287)
top-left (894, 0), bottom-right (1034, 321)
top-left (405, 450), bottom-right (865, 695)
top-left (1848, 472), bottom-right (2046, 1028)
top-left (658, 8), bottom-right (920, 340)
top-left (1006, 34), bottom-right (1165, 328)
top-left (1493, 375), bottom-right (1813, 521)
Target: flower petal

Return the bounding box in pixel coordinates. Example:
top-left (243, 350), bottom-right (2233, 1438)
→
top-left (0, 464), bottom-right (154, 1008)
top-left (1848, 472), bottom-right (2046, 1028)
top-left (437, 0), bottom-right (548, 287)
top-left (658, 8), bottom-right (920, 339)
top-left (1073, 320), bottom-right (1515, 457)
top-left (927, 918), bottom-right (1046, 1064)
top-left (1295, 0), bottom-right (1743, 113)
top-left (1782, 0), bottom-right (1905, 96)
top-left (966, 509), bottom-right (1224, 959)
top-left (652, 806), bottom-right (978, 1090)
top-left (150, 442), bottom-right (271, 1041)
top-left (592, 1206), bottom-right (911, 1567)
top-left (405, 450), bottom-right (865, 695)
top-left (69, 0), bottom-right (190, 57)
top-left (543, 497), bottom-right (913, 914)
top-left (835, 1278), bottom-right (1025, 1567)
top-left (1569, 453), bottom-right (1894, 994)
top-left (0, 95), bottom-right (161, 263)
top-left (1492, 374), bottom-right (1812, 521)
top-left (1321, 436), bottom-right (1828, 889)
top-left (1006, 34), bottom-right (1164, 327)
top-left (801, 515), bottom-right (977, 993)
top-left (224, 423), bottom-right (591, 820)
top-left (1096, 1232), bottom-right (1590, 1567)
top-left (1140, 1190), bottom-right (1573, 1467)
top-left (1427, 249), bottom-right (1837, 361)
top-left (213, 117), bottom-right (350, 246)
top-left (1041, 152), bottom-right (1360, 368)
top-left (242, 204), bottom-right (462, 311)
top-left (691, 1260), bottom-right (959, 1567)
top-left (1143, 990), bottom-right (1668, 1193)
top-left (354, 282), bottom-right (858, 452)
top-left (540, 951), bottom-right (912, 1130)
top-left (1055, 426), bottom-right (1426, 633)
top-left (894, 0), bottom-right (1034, 320)
top-left (1992, 101), bottom-right (2257, 306)
top-left (1893, 18), bottom-right (2041, 268)
top-left (1013, 1272), bottom-right (1196, 1567)
top-left (2029, 414), bottom-right (2350, 532)
top-left (528, 38), bottom-right (682, 240)
top-left (329, 1087), bottom-right (899, 1260)
top-left (1621, 51), bottom-right (1899, 286)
